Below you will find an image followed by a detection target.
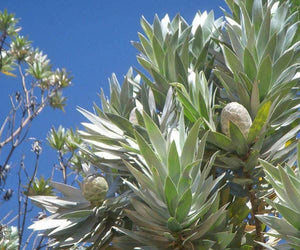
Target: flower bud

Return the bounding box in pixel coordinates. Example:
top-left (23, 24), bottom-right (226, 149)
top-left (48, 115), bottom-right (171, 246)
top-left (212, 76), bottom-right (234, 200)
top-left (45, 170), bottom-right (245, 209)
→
top-left (82, 175), bottom-right (108, 206)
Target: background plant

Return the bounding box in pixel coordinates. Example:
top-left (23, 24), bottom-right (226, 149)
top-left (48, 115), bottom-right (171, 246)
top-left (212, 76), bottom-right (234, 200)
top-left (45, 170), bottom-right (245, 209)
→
top-left (0, 9), bottom-right (72, 249)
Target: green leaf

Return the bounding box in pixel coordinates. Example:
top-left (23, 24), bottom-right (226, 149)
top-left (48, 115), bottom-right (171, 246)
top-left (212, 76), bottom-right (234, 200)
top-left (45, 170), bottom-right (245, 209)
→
top-left (275, 203), bottom-right (300, 230)
top-left (175, 50), bottom-right (188, 88)
top-left (227, 25), bottom-right (243, 59)
top-left (134, 130), bottom-right (166, 180)
top-left (123, 160), bottom-right (156, 194)
top-left (214, 69), bottom-right (238, 101)
top-left (141, 16), bottom-right (153, 40)
top-left (221, 45), bottom-right (243, 74)
top-left (256, 8), bottom-right (270, 58)
top-left (228, 197), bottom-right (250, 225)
top-left (151, 167), bottom-right (166, 202)
top-left (143, 111), bottom-right (167, 164)
top-left (279, 166), bottom-right (300, 211)
top-left (192, 25), bottom-right (203, 56)
top-left (175, 188), bottom-right (192, 223)
top-left (244, 150), bottom-right (259, 171)
top-left (207, 131), bottom-right (235, 151)
top-left (178, 162), bottom-right (198, 195)
top-left (137, 56), bottom-right (153, 72)
top-left (167, 217), bottom-right (182, 232)
top-left (194, 42), bottom-right (210, 71)
top-left (60, 210), bottom-right (92, 219)
top-left (153, 14), bottom-right (163, 44)
top-left (138, 32), bottom-right (154, 62)
top-left (247, 101), bottom-right (271, 143)
top-left (214, 231), bottom-right (236, 249)
top-left (183, 192), bottom-right (218, 228)
top-left (152, 35), bottom-right (165, 73)
top-left (250, 80), bottom-right (260, 117)
top-left (257, 56), bottom-right (272, 100)
top-left (120, 77), bottom-right (133, 113)
top-left (256, 215), bottom-right (297, 237)
top-left (236, 78), bottom-right (251, 111)
top-left (106, 113), bottom-right (134, 136)
top-left (196, 131), bottom-right (208, 161)
top-left (252, 0), bottom-right (263, 34)
top-left (229, 121), bottom-right (248, 156)
top-left (181, 119), bottom-right (202, 168)
top-left (243, 47), bottom-right (257, 81)
top-left (168, 141), bottom-right (181, 186)
top-left (189, 205), bottom-right (227, 240)
top-left (180, 35), bottom-right (189, 69)
top-left (239, 72), bottom-right (253, 93)
top-left (272, 49), bottom-right (294, 83)
top-left (218, 155), bottom-right (245, 170)
top-left (261, 33), bottom-right (277, 62)
top-left (239, 1), bottom-right (251, 39)
top-left (176, 89), bottom-right (199, 122)
top-left (151, 67), bottom-right (169, 93)
top-left (164, 176), bottom-right (178, 216)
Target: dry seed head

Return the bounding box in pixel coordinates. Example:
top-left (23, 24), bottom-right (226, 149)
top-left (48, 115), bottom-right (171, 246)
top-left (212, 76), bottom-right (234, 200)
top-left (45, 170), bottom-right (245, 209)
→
top-left (221, 102), bottom-right (252, 138)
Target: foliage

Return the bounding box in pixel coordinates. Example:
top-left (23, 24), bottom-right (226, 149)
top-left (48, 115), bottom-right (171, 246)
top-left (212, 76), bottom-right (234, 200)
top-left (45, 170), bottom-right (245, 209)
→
top-left (0, 225), bottom-right (19, 250)
top-left (3, 0), bottom-right (298, 249)
top-left (257, 144), bottom-right (300, 249)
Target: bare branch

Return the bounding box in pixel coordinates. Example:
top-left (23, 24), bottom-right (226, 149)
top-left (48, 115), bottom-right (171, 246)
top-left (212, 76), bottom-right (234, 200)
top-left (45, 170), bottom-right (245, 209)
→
top-left (18, 151), bottom-right (40, 250)
top-left (18, 64), bottom-right (31, 118)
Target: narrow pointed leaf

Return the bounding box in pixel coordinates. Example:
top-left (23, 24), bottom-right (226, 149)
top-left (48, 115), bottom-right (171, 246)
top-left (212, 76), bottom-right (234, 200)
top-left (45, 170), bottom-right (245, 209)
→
top-left (175, 188), bottom-right (192, 223)
top-left (134, 130), bottom-right (166, 179)
top-left (229, 121), bottom-right (248, 156)
top-left (257, 56), bottom-right (272, 99)
top-left (247, 101), bottom-right (271, 143)
top-left (168, 141), bottom-right (181, 185)
top-left (181, 119), bottom-right (202, 168)
top-left (243, 47), bottom-right (257, 81)
top-left (164, 177), bottom-right (178, 216)
top-left (143, 111), bottom-right (167, 164)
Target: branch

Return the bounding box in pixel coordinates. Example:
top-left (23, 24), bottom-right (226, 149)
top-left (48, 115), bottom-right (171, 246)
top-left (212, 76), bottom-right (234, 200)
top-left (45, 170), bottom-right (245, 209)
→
top-left (247, 184), bottom-right (264, 249)
top-left (18, 152), bottom-right (40, 250)
top-left (18, 64), bottom-right (31, 117)
top-left (58, 151), bottom-right (67, 184)
top-left (0, 92), bottom-right (52, 148)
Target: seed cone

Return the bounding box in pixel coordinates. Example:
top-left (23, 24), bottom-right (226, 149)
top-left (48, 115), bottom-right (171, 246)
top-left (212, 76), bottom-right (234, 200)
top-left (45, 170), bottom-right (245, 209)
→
top-left (82, 175), bottom-right (108, 206)
top-left (221, 102), bottom-right (252, 138)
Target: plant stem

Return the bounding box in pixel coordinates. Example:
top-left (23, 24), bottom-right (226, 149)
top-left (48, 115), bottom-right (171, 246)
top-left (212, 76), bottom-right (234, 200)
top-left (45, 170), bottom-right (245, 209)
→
top-left (247, 184), bottom-right (264, 249)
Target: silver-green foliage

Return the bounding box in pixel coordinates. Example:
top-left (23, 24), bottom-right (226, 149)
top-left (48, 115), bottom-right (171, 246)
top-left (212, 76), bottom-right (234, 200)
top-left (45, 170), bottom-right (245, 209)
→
top-left (257, 143), bottom-right (300, 249)
top-left (28, 0), bottom-right (300, 249)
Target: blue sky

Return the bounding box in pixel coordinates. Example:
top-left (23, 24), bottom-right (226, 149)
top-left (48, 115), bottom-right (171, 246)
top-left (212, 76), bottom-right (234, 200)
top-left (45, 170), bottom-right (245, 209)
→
top-left (1, 0), bottom-right (225, 247)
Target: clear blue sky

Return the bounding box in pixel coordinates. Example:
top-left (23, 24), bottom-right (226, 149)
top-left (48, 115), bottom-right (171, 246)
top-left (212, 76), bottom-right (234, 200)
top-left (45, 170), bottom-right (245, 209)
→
top-left (1, 0), bottom-right (225, 247)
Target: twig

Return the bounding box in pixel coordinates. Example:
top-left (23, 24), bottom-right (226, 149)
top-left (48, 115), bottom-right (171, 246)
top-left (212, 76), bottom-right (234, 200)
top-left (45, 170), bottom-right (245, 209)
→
top-left (18, 64), bottom-right (31, 118)
top-left (33, 235), bottom-right (45, 250)
top-left (0, 210), bottom-right (13, 224)
top-left (22, 230), bottom-right (35, 250)
top-left (18, 152), bottom-right (40, 250)
top-left (58, 151), bottom-right (67, 184)
top-left (0, 116), bottom-right (9, 142)
top-left (0, 94), bottom-right (49, 148)
top-left (17, 158), bottom-right (22, 244)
